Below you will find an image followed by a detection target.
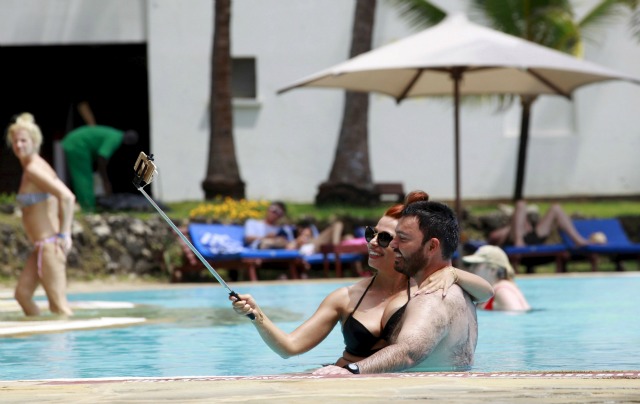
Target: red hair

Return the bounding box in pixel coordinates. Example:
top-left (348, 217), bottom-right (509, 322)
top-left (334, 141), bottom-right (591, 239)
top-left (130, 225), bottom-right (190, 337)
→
top-left (384, 190), bottom-right (429, 219)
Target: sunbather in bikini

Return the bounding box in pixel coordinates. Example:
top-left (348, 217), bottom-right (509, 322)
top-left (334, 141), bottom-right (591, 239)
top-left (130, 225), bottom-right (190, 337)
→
top-left (489, 200), bottom-right (592, 247)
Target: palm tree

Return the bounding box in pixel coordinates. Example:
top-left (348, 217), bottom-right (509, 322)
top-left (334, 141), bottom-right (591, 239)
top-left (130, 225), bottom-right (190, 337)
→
top-left (469, 0), bottom-right (636, 201)
top-left (202, 0), bottom-right (245, 199)
top-left (315, 0), bottom-right (378, 206)
top-left (392, 0), bottom-right (636, 201)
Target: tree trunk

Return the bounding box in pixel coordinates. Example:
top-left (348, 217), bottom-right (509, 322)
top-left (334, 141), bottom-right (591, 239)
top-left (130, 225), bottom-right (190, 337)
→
top-left (202, 0), bottom-right (245, 200)
top-left (512, 95), bottom-right (537, 201)
top-left (315, 0), bottom-right (377, 206)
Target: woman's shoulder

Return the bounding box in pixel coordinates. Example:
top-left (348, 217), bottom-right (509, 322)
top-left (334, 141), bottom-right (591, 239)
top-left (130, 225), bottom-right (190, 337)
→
top-left (23, 155), bottom-right (54, 175)
top-left (493, 280), bottom-right (521, 293)
top-left (326, 278), bottom-right (371, 304)
top-left (22, 157), bottom-right (62, 193)
top-left (327, 283), bottom-right (351, 301)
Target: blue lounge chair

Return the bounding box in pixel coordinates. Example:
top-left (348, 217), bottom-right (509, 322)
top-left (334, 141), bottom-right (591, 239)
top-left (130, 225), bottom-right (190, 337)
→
top-left (305, 242), bottom-right (368, 278)
top-left (463, 240), bottom-right (569, 273)
top-left (302, 226), bottom-right (368, 278)
top-left (560, 218), bottom-right (640, 271)
top-left (184, 222), bottom-right (368, 281)
top-left (186, 223), bottom-right (303, 281)
top-left (502, 244), bottom-right (570, 273)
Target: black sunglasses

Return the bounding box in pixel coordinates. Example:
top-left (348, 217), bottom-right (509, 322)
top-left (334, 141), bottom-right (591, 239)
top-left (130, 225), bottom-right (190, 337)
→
top-left (365, 226), bottom-right (393, 248)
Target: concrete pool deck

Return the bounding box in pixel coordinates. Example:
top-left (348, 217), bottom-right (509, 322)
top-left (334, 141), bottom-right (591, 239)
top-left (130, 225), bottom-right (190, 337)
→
top-left (0, 372), bottom-right (639, 403)
top-left (1, 275), bottom-right (640, 403)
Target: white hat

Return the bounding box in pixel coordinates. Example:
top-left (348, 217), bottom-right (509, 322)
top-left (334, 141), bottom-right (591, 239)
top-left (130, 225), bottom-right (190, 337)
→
top-left (462, 245), bottom-right (515, 279)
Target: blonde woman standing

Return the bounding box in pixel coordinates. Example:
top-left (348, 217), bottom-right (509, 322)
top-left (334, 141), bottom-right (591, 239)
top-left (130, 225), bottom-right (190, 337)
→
top-left (6, 113), bottom-right (75, 316)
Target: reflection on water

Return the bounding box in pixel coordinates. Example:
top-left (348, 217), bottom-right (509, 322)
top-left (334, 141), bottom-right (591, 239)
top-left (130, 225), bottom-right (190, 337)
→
top-left (0, 302), bottom-right (304, 328)
top-left (151, 306), bottom-right (304, 328)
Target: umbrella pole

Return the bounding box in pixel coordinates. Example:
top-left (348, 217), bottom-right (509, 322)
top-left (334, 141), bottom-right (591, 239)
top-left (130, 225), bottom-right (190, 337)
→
top-left (451, 68), bottom-right (463, 222)
top-left (513, 95), bottom-right (536, 201)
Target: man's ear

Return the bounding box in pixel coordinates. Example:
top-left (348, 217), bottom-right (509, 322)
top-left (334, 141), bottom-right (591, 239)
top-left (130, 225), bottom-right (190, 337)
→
top-left (425, 237), bottom-right (439, 253)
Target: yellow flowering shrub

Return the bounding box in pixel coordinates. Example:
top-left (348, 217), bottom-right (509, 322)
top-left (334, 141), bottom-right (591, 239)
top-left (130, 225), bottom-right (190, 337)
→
top-left (189, 197), bottom-right (270, 224)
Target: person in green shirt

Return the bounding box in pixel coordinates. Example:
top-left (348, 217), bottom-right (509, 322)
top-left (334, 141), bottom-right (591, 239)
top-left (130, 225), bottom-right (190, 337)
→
top-left (61, 125), bottom-right (138, 212)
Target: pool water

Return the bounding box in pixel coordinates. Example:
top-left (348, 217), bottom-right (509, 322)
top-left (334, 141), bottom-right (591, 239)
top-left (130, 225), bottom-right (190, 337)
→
top-left (1, 274), bottom-right (639, 380)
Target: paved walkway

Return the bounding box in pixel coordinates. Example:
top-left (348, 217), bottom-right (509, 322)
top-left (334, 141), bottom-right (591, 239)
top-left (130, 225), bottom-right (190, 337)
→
top-left (1, 372), bottom-right (639, 403)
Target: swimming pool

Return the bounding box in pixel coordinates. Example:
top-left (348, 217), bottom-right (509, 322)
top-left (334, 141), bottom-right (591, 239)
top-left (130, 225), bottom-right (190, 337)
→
top-left (1, 274), bottom-right (639, 380)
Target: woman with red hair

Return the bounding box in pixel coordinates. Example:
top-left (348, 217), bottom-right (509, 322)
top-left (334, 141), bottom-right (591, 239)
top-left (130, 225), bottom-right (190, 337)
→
top-left (230, 191), bottom-right (493, 370)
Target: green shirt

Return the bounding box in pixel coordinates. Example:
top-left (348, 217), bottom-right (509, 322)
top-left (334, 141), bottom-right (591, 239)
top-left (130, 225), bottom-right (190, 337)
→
top-left (61, 125), bottom-right (124, 160)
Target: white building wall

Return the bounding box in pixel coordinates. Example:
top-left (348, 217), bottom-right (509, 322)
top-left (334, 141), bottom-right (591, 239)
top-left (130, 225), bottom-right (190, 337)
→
top-left (2, 0), bottom-right (639, 203)
top-left (0, 0), bottom-right (145, 44)
top-left (147, 0), bottom-right (640, 203)
top-left (146, 0), bottom-right (213, 201)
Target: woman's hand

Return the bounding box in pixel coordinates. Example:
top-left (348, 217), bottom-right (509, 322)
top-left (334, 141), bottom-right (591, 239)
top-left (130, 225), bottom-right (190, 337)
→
top-left (415, 266), bottom-right (457, 298)
top-left (57, 233), bottom-right (73, 255)
top-left (229, 293), bottom-right (257, 317)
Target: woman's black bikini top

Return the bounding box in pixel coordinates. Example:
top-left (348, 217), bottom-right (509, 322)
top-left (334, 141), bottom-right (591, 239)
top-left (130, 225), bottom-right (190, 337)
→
top-left (341, 275), bottom-right (411, 358)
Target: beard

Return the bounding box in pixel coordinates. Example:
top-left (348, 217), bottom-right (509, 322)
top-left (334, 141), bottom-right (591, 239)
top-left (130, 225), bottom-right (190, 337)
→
top-left (394, 248), bottom-right (428, 277)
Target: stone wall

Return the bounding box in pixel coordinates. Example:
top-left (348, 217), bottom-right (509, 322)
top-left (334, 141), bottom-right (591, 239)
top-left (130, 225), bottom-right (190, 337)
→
top-left (2, 209), bottom-right (637, 281)
top-left (0, 214), bottom-right (182, 280)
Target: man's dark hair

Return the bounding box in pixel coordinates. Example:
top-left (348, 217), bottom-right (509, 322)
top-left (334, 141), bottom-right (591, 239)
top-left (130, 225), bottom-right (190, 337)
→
top-left (401, 201), bottom-right (459, 259)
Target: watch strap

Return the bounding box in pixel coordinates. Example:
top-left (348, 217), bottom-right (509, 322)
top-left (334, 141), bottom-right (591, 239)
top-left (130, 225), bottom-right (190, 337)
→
top-left (343, 363), bottom-right (360, 374)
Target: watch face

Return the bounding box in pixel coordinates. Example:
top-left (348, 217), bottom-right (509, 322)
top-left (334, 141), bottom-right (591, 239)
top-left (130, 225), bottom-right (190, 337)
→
top-left (347, 363), bottom-right (360, 374)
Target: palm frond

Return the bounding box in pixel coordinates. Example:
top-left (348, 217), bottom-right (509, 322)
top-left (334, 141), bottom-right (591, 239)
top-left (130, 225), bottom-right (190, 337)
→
top-left (469, 0), bottom-right (526, 37)
top-left (533, 8), bottom-right (582, 55)
top-left (388, 0), bottom-right (447, 30)
top-left (632, 8), bottom-right (640, 41)
top-left (578, 0), bottom-right (632, 43)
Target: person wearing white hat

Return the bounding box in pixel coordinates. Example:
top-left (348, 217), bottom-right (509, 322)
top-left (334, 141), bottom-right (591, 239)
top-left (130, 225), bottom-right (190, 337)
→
top-left (462, 245), bottom-right (530, 311)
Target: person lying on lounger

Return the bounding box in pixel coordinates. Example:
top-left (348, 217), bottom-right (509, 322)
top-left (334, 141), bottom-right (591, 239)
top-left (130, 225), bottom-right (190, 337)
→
top-left (243, 201), bottom-right (291, 249)
top-left (488, 200), bottom-right (604, 247)
top-left (285, 218), bottom-right (345, 256)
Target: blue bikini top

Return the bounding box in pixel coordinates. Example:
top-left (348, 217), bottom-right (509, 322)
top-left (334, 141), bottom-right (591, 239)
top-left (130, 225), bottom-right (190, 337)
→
top-left (16, 193), bottom-right (50, 208)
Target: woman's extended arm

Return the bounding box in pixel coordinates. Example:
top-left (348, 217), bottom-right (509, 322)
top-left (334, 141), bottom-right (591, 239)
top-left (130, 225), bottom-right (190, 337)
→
top-left (230, 287), bottom-right (346, 358)
top-left (416, 266), bottom-right (494, 303)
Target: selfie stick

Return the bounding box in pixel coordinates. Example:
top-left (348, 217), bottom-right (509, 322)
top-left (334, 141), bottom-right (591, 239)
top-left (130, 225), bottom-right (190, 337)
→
top-left (132, 151), bottom-right (255, 320)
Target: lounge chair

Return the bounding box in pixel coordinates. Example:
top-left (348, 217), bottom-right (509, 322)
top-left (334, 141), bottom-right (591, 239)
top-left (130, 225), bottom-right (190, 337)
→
top-left (182, 222), bottom-right (370, 281)
top-left (463, 240), bottom-right (569, 273)
top-left (297, 225), bottom-right (368, 278)
top-left (179, 223), bottom-right (303, 282)
top-left (307, 240), bottom-right (368, 278)
top-left (502, 244), bottom-right (570, 273)
top-left (560, 218), bottom-right (640, 271)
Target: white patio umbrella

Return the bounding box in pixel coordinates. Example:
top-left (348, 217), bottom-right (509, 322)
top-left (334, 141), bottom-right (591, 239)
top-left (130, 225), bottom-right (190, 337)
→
top-left (278, 14), bottom-right (640, 219)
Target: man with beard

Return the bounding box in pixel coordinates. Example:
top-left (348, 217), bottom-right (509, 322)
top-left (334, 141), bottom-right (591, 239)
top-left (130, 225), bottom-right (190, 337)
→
top-left (314, 200), bottom-right (479, 374)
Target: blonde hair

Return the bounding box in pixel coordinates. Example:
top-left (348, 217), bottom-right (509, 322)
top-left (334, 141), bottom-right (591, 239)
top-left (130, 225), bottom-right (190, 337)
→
top-left (5, 113), bottom-right (43, 152)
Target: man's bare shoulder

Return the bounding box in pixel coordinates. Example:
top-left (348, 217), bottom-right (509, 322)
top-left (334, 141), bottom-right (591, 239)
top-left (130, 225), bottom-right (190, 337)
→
top-left (411, 284), bottom-right (467, 306)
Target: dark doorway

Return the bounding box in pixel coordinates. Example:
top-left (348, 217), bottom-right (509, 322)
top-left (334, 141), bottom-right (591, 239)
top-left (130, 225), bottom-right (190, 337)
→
top-left (0, 43), bottom-right (150, 196)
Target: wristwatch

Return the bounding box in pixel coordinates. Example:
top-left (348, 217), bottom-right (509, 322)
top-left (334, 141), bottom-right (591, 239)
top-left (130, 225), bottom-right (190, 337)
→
top-left (343, 363), bottom-right (360, 374)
